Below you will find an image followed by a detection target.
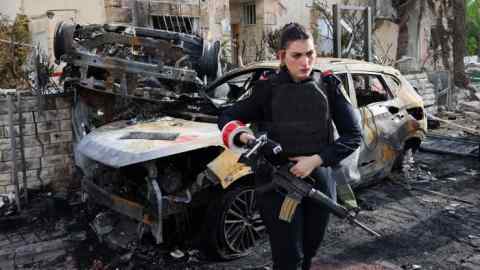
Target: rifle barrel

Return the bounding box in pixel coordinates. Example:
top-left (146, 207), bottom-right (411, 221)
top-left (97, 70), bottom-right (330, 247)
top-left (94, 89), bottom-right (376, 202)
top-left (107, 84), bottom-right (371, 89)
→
top-left (308, 188), bottom-right (382, 238)
top-left (350, 218), bottom-right (382, 238)
top-left (308, 189), bottom-right (348, 217)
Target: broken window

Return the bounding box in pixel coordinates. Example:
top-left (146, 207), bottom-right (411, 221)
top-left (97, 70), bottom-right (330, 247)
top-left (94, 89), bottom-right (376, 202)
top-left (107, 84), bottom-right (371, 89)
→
top-left (313, 71), bottom-right (349, 97)
top-left (352, 73), bottom-right (391, 107)
top-left (383, 75), bottom-right (401, 96)
top-left (241, 2), bottom-right (256, 25)
top-left (151, 15), bottom-right (200, 34)
top-left (336, 73), bottom-right (350, 96)
top-left (207, 70), bottom-right (263, 106)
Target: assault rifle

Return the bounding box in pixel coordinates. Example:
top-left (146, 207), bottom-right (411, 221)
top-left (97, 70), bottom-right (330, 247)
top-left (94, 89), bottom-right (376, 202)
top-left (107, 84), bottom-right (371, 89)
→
top-left (243, 134), bottom-right (381, 238)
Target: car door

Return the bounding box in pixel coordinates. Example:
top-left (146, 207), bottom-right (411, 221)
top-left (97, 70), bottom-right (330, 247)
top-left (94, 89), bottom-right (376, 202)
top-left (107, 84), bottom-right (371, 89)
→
top-left (349, 72), bottom-right (408, 181)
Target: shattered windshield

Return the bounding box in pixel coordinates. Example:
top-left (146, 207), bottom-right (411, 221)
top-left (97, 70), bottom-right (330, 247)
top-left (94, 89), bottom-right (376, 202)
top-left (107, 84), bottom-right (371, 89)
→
top-left (203, 69), bottom-right (271, 107)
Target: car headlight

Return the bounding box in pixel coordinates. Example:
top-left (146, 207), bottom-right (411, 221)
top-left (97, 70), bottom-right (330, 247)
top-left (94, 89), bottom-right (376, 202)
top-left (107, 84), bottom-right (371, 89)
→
top-left (406, 107), bottom-right (424, 120)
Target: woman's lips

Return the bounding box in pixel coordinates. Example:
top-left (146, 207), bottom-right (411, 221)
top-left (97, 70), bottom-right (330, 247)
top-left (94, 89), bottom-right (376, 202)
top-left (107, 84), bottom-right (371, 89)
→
top-left (300, 68), bottom-right (310, 73)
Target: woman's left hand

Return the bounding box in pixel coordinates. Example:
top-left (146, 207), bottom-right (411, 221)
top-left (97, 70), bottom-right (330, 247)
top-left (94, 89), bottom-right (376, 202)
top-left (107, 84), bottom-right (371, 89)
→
top-left (288, 155), bottom-right (323, 178)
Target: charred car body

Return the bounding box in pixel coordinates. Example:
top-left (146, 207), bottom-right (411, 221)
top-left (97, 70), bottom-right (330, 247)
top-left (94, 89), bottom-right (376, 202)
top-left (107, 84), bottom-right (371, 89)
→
top-left (54, 22), bottom-right (427, 259)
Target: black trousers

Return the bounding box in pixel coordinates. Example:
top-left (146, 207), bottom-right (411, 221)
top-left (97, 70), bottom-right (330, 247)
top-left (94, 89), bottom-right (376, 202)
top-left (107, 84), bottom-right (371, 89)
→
top-left (256, 167), bottom-right (332, 270)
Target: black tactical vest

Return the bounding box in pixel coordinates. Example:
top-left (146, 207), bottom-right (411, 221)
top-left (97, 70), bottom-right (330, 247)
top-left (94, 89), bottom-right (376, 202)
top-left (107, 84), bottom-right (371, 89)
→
top-left (260, 79), bottom-right (332, 156)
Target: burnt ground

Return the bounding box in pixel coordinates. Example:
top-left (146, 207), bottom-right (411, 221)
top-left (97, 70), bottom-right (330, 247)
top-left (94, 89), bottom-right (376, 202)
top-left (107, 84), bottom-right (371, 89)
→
top-left (1, 149), bottom-right (479, 270)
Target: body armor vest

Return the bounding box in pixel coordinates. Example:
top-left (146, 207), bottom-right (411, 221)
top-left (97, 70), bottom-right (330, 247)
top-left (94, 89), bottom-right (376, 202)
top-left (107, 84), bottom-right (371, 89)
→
top-left (260, 79), bottom-right (332, 156)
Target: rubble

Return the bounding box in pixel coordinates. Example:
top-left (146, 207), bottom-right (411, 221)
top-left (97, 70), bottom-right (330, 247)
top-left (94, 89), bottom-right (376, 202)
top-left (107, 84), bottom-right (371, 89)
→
top-left (404, 73), bottom-right (437, 113)
top-left (461, 254), bottom-right (480, 269)
top-left (453, 87), bottom-right (473, 104)
top-left (402, 264), bottom-right (422, 270)
top-left (89, 212), bottom-right (114, 243)
top-left (459, 101), bottom-right (480, 114)
top-left (420, 133), bottom-right (480, 158)
top-left (467, 235), bottom-right (480, 248)
top-left (426, 109), bottom-right (480, 139)
top-left (0, 188), bottom-right (85, 270)
top-left (0, 193), bottom-right (16, 217)
top-left (0, 145), bottom-right (478, 269)
top-left (466, 62), bottom-right (480, 84)
top-left (170, 248), bottom-right (186, 259)
top-left (463, 111), bottom-right (480, 121)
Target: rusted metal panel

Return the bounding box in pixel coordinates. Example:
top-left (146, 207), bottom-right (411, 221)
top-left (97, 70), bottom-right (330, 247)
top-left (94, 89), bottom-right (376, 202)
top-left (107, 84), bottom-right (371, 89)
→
top-left (73, 51), bottom-right (198, 84)
top-left (78, 117), bottom-right (222, 168)
top-left (83, 176), bottom-right (168, 244)
top-left (83, 178), bottom-right (147, 223)
top-left (357, 99), bottom-right (423, 181)
top-left (54, 21), bottom-right (220, 95)
top-left (206, 149), bottom-right (253, 189)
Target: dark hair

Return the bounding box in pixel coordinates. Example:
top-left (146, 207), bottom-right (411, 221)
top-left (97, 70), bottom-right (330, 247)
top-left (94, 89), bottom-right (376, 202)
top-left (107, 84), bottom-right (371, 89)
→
top-left (279, 22), bottom-right (312, 50)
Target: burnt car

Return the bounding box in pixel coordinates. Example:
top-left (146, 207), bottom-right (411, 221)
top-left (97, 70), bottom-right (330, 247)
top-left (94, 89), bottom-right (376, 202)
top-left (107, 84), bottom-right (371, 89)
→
top-left (55, 21), bottom-right (262, 259)
top-left (206, 59), bottom-right (427, 185)
top-left (54, 22), bottom-right (426, 260)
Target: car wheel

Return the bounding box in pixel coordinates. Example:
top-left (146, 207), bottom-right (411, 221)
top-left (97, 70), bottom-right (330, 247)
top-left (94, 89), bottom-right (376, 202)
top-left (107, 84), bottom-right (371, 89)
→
top-left (203, 184), bottom-right (266, 260)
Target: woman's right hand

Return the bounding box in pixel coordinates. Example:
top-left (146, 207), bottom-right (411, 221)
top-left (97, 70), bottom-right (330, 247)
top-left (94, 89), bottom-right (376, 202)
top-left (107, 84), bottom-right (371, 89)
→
top-left (239, 132), bottom-right (256, 145)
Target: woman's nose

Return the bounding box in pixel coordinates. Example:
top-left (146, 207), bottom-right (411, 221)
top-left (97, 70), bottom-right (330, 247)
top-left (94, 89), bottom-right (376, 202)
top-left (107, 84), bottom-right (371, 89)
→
top-left (299, 56), bottom-right (309, 66)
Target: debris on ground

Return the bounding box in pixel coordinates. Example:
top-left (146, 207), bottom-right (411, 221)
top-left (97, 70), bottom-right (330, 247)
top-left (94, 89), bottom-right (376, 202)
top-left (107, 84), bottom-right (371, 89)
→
top-left (0, 144), bottom-right (479, 269)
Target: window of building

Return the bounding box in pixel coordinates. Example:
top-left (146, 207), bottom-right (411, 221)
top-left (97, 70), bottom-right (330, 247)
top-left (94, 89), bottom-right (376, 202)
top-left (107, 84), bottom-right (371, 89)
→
top-left (241, 2), bottom-right (256, 25)
top-left (151, 15), bottom-right (200, 34)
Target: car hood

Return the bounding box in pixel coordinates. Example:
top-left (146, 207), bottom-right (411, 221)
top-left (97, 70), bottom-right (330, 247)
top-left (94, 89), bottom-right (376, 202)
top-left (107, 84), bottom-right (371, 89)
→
top-left (78, 117), bottom-right (222, 168)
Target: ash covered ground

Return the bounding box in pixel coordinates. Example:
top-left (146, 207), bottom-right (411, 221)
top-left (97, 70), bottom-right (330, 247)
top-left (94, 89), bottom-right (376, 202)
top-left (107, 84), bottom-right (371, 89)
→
top-left (1, 148), bottom-right (479, 270)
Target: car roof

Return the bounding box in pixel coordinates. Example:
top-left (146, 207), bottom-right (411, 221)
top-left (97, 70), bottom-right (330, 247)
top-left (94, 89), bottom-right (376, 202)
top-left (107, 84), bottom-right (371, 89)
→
top-left (206, 58), bottom-right (403, 90)
top-left (238, 58), bottom-right (401, 77)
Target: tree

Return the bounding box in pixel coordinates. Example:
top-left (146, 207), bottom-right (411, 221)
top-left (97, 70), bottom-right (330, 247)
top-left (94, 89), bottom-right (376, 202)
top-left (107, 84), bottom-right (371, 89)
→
top-left (0, 14), bottom-right (32, 89)
top-left (452, 0), bottom-right (467, 87)
top-left (466, 0), bottom-right (480, 58)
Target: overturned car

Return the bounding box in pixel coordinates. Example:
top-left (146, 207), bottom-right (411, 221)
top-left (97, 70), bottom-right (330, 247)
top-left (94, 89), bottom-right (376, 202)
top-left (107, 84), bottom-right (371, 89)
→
top-left (55, 22), bottom-right (427, 259)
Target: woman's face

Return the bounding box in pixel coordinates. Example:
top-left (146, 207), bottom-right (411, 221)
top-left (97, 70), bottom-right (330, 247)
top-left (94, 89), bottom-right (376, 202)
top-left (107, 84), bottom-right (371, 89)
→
top-left (280, 38), bottom-right (316, 82)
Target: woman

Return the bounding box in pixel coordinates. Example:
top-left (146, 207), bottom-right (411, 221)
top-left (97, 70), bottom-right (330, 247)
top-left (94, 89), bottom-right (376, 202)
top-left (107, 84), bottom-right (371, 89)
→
top-left (218, 23), bottom-right (362, 270)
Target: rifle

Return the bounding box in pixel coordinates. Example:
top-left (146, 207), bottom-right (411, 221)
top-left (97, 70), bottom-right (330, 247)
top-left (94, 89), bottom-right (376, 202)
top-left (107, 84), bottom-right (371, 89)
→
top-left (243, 134), bottom-right (381, 238)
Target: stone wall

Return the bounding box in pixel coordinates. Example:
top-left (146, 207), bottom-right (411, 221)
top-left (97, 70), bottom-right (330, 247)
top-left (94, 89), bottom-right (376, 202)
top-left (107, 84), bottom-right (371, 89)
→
top-left (403, 73), bottom-right (437, 114)
top-left (427, 71), bottom-right (453, 110)
top-left (105, 0), bottom-right (132, 23)
top-left (0, 91), bottom-right (74, 194)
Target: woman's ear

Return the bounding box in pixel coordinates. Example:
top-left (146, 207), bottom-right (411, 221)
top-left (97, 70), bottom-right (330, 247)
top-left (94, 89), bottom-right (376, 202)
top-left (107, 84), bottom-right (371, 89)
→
top-left (277, 49), bottom-right (286, 64)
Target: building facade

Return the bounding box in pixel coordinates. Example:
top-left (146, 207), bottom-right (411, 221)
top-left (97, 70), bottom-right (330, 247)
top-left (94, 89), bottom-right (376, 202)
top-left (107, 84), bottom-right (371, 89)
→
top-left (0, 0), bottom-right (453, 71)
top-left (105, 0), bottom-right (314, 64)
top-left (1, 0), bottom-right (107, 61)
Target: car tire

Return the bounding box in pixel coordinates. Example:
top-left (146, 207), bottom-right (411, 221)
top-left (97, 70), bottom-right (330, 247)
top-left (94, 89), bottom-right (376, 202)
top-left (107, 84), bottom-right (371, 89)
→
top-left (202, 184), bottom-right (266, 260)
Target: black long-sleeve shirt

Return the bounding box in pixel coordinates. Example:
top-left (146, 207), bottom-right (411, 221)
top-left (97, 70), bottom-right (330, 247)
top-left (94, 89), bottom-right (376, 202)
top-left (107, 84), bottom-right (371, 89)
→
top-left (218, 69), bottom-right (362, 167)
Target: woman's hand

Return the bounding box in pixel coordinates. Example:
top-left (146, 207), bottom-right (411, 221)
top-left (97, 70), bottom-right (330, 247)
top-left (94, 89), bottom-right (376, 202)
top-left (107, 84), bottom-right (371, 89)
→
top-left (239, 132), bottom-right (256, 145)
top-left (288, 155), bottom-right (323, 178)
